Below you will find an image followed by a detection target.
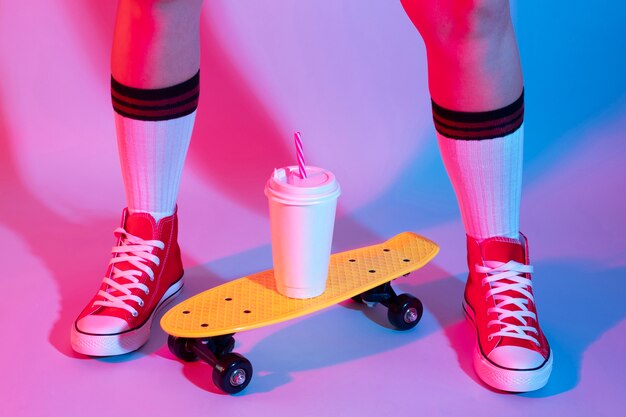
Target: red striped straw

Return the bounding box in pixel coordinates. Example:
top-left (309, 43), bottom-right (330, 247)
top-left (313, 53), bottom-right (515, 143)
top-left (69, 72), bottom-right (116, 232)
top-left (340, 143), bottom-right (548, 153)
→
top-left (294, 131), bottom-right (307, 179)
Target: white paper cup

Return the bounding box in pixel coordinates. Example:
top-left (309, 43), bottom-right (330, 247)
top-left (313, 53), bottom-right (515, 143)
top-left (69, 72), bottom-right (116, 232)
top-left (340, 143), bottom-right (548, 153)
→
top-left (264, 166), bottom-right (341, 298)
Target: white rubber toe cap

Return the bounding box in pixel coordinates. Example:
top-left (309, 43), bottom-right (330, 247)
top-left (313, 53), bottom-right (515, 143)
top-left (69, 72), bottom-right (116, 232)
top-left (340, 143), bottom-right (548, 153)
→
top-left (488, 345), bottom-right (546, 369)
top-left (76, 315), bottom-right (129, 335)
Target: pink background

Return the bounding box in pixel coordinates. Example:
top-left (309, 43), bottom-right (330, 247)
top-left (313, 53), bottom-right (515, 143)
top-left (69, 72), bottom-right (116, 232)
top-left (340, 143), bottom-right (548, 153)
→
top-left (1, 1), bottom-right (624, 416)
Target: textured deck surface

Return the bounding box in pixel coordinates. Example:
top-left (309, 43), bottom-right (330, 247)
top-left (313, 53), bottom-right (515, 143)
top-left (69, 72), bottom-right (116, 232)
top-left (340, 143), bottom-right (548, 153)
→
top-left (161, 232), bottom-right (439, 337)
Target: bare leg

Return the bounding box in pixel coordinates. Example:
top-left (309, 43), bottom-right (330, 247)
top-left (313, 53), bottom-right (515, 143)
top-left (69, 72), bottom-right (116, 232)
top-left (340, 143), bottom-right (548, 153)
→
top-left (112, 0), bottom-right (203, 88)
top-left (402, 0), bottom-right (522, 111)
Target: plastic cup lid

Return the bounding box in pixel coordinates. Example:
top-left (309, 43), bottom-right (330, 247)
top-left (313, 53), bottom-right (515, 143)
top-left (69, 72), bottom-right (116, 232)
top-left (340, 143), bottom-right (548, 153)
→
top-left (266, 166), bottom-right (340, 201)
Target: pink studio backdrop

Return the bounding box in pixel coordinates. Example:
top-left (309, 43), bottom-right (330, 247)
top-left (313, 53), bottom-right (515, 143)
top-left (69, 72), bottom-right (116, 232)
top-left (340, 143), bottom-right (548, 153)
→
top-left (1, 1), bottom-right (624, 416)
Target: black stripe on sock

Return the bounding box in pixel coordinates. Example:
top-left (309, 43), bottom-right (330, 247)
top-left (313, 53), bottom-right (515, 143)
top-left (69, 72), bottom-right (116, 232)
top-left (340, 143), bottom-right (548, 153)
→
top-left (111, 71), bottom-right (199, 102)
top-left (112, 107), bottom-right (197, 122)
top-left (111, 92), bottom-right (200, 112)
top-left (432, 90), bottom-right (524, 140)
top-left (111, 71), bottom-right (200, 121)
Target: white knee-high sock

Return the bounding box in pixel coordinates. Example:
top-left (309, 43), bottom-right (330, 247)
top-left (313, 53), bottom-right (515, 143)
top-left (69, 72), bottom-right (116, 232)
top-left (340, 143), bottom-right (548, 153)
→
top-left (433, 91), bottom-right (525, 240)
top-left (111, 72), bottom-right (199, 222)
top-left (115, 112), bottom-right (195, 220)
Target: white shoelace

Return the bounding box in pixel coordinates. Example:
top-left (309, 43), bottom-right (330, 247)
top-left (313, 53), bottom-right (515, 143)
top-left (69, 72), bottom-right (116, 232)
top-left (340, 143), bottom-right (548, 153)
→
top-left (93, 227), bottom-right (165, 317)
top-left (477, 260), bottom-right (540, 346)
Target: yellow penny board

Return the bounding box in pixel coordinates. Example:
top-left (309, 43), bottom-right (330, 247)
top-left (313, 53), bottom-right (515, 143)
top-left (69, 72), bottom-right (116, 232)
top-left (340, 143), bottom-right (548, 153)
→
top-left (161, 232), bottom-right (439, 338)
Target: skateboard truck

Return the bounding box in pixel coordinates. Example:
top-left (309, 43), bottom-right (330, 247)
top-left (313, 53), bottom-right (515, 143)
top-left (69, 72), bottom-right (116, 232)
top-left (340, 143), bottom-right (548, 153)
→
top-left (168, 334), bottom-right (252, 394)
top-left (351, 279), bottom-right (424, 330)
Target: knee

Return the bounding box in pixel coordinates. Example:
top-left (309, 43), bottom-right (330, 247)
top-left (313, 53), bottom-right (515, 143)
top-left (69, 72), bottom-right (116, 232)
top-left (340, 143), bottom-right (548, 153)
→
top-left (401, 0), bottom-right (512, 45)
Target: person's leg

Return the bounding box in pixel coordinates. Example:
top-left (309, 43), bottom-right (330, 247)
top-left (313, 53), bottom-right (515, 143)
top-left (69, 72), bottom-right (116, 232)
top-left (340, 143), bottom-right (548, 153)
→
top-left (113, 0), bottom-right (203, 221)
top-left (403, 0), bottom-right (523, 111)
top-left (401, 0), bottom-right (552, 391)
top-left (72, 0), bottom-right (203, 356)
top-left (403, 0), bottom-right (523, 239)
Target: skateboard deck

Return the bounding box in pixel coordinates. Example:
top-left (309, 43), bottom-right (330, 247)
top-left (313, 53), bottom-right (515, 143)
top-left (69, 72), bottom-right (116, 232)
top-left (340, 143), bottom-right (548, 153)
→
top-left (161, 232), bottom-right (438, 338)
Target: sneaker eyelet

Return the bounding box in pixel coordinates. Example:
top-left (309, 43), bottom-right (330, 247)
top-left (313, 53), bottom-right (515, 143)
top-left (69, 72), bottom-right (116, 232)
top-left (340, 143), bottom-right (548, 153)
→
top-left (132, 311), bottom-right (138, 317)
top-left (144, 289), bottom-right (150, 295)
top-left (139, 301), bottom-right (144, 307)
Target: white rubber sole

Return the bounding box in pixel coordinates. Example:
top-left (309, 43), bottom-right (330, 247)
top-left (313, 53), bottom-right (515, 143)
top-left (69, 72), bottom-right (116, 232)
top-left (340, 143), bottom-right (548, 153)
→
top-left (462, 300), bottom-right (553, 392)
top-left (71, 277), bottom-right (183, 356)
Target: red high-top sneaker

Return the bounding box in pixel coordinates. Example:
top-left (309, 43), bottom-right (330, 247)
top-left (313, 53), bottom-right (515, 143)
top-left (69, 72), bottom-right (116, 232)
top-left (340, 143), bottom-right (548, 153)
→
top-left (71, 209), bottom-right (184, 356)
top-left (463, 234), bottom-right (552, 392)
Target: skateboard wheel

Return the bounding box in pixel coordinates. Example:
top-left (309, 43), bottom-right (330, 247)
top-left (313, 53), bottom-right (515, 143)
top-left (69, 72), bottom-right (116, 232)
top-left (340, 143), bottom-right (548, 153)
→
top-left (387, 294), bottom-right (423, 330)
top-left (167, 336), bottom-right (199, 362)
top-left (213, 353), bottom-right (253, 394)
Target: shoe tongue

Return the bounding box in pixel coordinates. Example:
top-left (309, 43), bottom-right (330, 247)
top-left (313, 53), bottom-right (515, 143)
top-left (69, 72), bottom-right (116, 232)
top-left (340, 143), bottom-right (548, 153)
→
top-left (482, 236), bottom-right (536, 349)
top-left (482, 236), bottom-right (525, 264)
top-left (124, 212), bottom-right (157, 240)
top-left (94, 211), bottom-right (159, 316)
